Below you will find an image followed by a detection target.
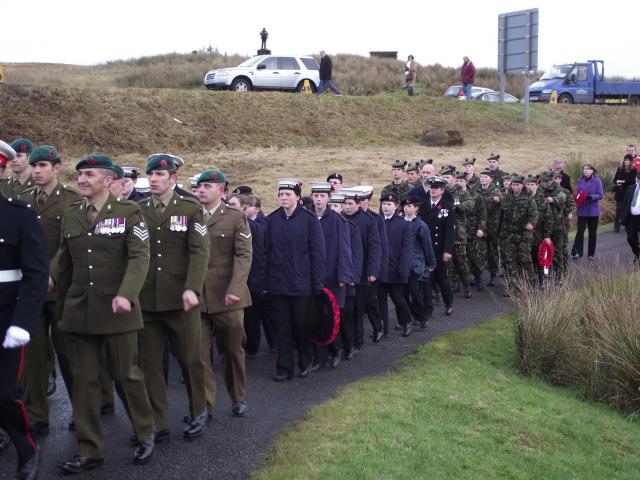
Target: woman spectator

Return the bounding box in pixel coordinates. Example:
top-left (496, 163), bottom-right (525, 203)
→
top-left (612, 154), bottom-right (637, 232)
top-left (571, 164), bottom-right (604, 259)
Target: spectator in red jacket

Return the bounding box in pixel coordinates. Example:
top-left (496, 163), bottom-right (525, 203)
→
top-left (627, 145), bottom-right (640, 173)
top-left (461, 56), bottom-right (475, 99)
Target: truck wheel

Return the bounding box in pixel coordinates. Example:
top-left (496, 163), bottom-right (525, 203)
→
top-left (630, 96), bottom-right (640, 106)
top-left (558, 93), bottom-right (573, 104)
top-left (231, 78), bottom-right (252, 92)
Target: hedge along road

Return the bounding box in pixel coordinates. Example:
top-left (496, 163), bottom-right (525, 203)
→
top-left (0, 230), bottom-right (631, 480)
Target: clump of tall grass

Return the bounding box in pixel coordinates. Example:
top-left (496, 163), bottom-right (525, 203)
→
top-left (514, 266), bottom-right (640, 414)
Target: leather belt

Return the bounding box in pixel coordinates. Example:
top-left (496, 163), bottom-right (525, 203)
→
top-left (0, 269), bottom-right (23, 282)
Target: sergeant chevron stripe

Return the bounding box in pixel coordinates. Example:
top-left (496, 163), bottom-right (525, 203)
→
top-left (194, 223), bottom-right (207, 236)
top-left (133, 225), bottom-right (149, 241)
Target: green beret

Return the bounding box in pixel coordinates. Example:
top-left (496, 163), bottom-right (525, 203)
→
top-left (146, 154), bottom-right (177, 174)
top-left (487, 153), bottom-right (500, 161)
top-left (11, 138), bottom-right (33, 155)
top-left (29, 145), bottom-right (60, 165)
top-left (76, 154), bottom-right (115, 171)
top-left (406, 162), bottom-right (420, 173)
top-left (462, 157), bottom-right (476, 166)
top-left (456, 172), bottom-right (467, 180)
top-left (439, 165), bottom-right (456, 176)
top-left (511, 175), bottom-right (525, 184)
top-left (112, 164), bottom-right (125, 179)
top-left (540, 171), bottom-right (554, 181)
top-left (391, 160), bottom-right (407, 169)
top-left (197, 168), bottom-right (226, 185)
top-left (479, 169), bottom-right (493, 177)
top-left (524, 175), bottom-right (539, 183)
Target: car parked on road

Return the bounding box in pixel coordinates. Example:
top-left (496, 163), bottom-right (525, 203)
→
top-left (464, 91), bottom-right (520, 103)
top-left (203, 55), bottom-right (320, 92)
top-left (444, 85), bottom-right (494, 97)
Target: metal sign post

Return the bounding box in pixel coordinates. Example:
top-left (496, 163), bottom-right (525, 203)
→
top-left (498, 8), bottom-right (538, 122)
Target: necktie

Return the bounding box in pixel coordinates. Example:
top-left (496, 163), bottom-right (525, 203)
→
top-left (86, 204), bottom-right (98, 224)
top-left (204, 210), bottom-right (212, 221)
top-left (156, 201), bottom-right (165, 215)
top-left (37, 191), bottom-right (47, 209)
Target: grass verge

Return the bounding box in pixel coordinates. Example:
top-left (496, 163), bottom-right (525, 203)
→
top-left (253, 315), bottom-right (640, 480)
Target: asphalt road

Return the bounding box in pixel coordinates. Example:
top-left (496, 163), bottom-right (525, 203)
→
top-left (0, 230), bottom-right (631, 480)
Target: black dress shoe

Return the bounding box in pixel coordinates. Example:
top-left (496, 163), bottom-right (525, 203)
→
top-left (343, 348), bottom-right (355, 361)
top-left (231, 401), bottom-right (247, 417)
top-left (310, 362), bottom-right (322, 372)
top-left (15, 446), bottom-right (40, 480)
top-left (0, 429), bottom-right (9, 452)
top-left (330, 353), bottom-right (342, 369)
top-left (402, 324), bottom-right (412, 337)
top-left (272, 372), bottom-right (293, 382)
top-left (445, 305), bottom-right (454, 316)
top-left (130, 428), bottom-right (170, 445)
top-left (133, 434), bottom-right (155, 465)
top-left (183, 412), bottom-right (207, 439)
top-left (394, 324), bottom-right (403, 330)
top-left (47, 371), bottom-right (57, 397)
top-left (463, 287), bottom-right (472, 299)
top-left (487, 275), bottom-right (497, 287)
top-left (30, 421), bottom-right (49, 436)
top-left (298, 367), bottom-right (310, 378)
top-left (58, 455), bottom-right (104, 474)
top-left (372, 330), bottom-right (384, 343)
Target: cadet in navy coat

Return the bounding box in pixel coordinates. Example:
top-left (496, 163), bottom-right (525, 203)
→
top-left (266, 179), bottom-right (327, 381)
top-left (422, 177), bottom-right (456, 316)
top-left (378, 194), bottom-right (414, 337)
top-left (341, 189), bottom-right (383, 350)
top-left (309, 182), bottom-right (353, 368)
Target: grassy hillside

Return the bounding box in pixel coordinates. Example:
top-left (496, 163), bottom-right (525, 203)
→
top-left (1, 83), bottom-right (638, 209)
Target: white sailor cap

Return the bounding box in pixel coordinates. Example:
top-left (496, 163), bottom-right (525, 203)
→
top-left (340, 188), bottom-right (361, 201)
top-left (0, 139), bottom-right (17, 164)
top-left (277, 178), bottom-right (303, 191)
top-left (329, 192), bottom-right (347, 204)
top-left (147, 152), bottom-right (184, 168)
top-left (427, 176), bottom-right (448, 188)
top-left (350, 185), bottom-right (374, 199)
top-left (135, 177), bottom-right (150, 193)
top-left (309, 181), bottom-right (332, 194)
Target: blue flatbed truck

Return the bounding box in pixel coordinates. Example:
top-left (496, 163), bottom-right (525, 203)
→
top-left (529, 60), bottom-right (640, 105)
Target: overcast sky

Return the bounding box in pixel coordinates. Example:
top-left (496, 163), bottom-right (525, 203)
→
top-left (3, 0), bottom-right (638, 77)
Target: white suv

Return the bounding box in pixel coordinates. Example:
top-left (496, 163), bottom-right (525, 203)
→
top-left (204, 55), bottom-right (320, 92)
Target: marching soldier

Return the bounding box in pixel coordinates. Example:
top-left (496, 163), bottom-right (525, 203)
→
top-left (19, 145), bottom-right (81, 436)
top-left (196, 169), bottom-right (252, 416)
top-left (381, 160), bottom-right (411, 203)
top-left (540, 171), bottom-right (568, 278)
top-left (475, 170), bottom-right (502, 286)
top-left (0, 138), bottom-right (35, 197)
top-left (525, 175), bottom-right (553, 284)
top-left (462, 158), bottom-right (479, 191)
top-left (0, 139), bottom-right (49, 480)
top-left (405, 162), bottom-right (421, 188)
top-left (451, 173), bottom-right (477, 298)
top-left (137, 154), bottom-right (209, 439)
top-left (56, 154), bottom-right (155, 473)
top-left (500, 175), bottom-right (538, 295)
top-left (553, 171), bottom-right (575, 273)
top-left (486, 153), bottom-right (508, 188)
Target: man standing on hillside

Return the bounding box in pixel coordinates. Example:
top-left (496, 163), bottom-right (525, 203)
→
top-left (461, 56), bottom-right (475, 100)
top-left (318, 51), bottom-right (342, 96)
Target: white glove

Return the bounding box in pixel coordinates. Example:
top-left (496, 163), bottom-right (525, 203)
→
top-left (2, 326), bottom-right (31, 349)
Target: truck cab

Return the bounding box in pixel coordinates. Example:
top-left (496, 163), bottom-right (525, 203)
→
top-left (529, 60), bottom-right (640, 105)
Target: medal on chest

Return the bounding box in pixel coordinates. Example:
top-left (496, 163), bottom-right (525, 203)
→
top-left (170, 215), bottom-right (188, 232)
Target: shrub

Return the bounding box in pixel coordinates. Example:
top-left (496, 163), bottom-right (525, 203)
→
top-left (514, 268), bottom-right (640, 414)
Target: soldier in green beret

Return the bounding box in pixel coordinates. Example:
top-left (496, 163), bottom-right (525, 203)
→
top-left (19, 145), bottom-right (81, 435)
top-left (0, 138), bottom-right (34, 197)
top-left (540, 171), bottom-right (568, 279)
top-left (553, 171), bottom-right (575, 276)
top-left (56, 154), bottom-right (156, 473)
top-left (405, 162), bottom-right (421, 188)
top-left (500, 175), bottom-right (538, 295)
top-left (381, 160), bottom-right (411, 203)
top-left (486, 154), bottom-right (508, 188)
top-left (196, 168), bottom-right (252, 417)
top-left (525, 175), bottom-right (553, 284)
top-left (450, 173), bottom-right (476, 297)
top-left (475, 169), bottom-right (502, 286)
top-left (137, 154), bottom-right (210, 439)
top-left (462, 157), bottom-right (479, 191)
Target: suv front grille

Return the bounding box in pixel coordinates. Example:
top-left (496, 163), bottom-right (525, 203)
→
top-left (205, 73), bottom-right (216, 81)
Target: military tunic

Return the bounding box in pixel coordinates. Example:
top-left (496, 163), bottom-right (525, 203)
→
top-left (476, 184), bottom-right (502, 277)
top-left (56, 193), bottom-right (154, 458)
top-left (0, 174), bottom-right (35, 198)
top-left (500, 191), bottom-right (538, 284)
top-left (450, 188), bottom-right (475, 288)
top-left (19, 183), bottom-right (81, 424)
top-left (381, 180), bottom-right (411, 204)
top-left (542, 183), bottom-right (568, 276)
top-left (531, 191), bottom-right (553, 281)
top-left (137, 192), bottom-right (210, 429)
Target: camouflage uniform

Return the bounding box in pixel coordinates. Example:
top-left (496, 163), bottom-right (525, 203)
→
top-left (450, 186), bottom-right (475, 292)
top-left (381, 181), bottom-right (411, 204)
top-left (475, 184), bottom-right (502, 283)
top-left (558, 184), bottom-right (575, 273)
top-left (542, 181), bottom-right (568, 276)
top-left (466, 189), bottom-right (487, 285)
top-left (530, 189), bottom-right (553, 282)
top-left (500, 188), bottom-right (538, 285)
top-left (489, 168), bottom-right (509, 189)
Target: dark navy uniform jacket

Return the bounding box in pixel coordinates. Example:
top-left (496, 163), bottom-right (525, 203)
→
top-left (345, 216), bottom-right (362, 298)
top-left (422, 197), bottom-right (456, 257)
top-left (127, 190), bottom-right (149, 202)
top-left (311, 207), bottom-right (354, 308)
top-left (408, 184), bottom-right (454, 213)
top-left (0, 194), bottom-right (49, 335)
top-left (367, 209), bottom-right (389, 283)
top-left (265, 206), bottom-right (327, 296)
top-left (382, 215), bottom-right (413, 284)
top-left (247, 218), bottom-right (267, 295)
top-left (405, 216), bottom-right (436, 281)
top-left (344, 208), bottom-right (381, 285)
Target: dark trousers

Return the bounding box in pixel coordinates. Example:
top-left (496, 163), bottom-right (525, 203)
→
top-left (244, 293), bottom-right (265, 355)
top-left (0, 322), bottom-right (37, 466)
top-left (406, 276), bottom-right (429, 324)
top-left (270, 295), bottom-right (312, 376)
top-left (572, 216), bottom-right (599, 257)
top-left (260, 297), bottom-right (278, 350)
top-left (626, 215), bottom-right (640, 258)
top-left (339, 295), bottom-right (355, 354)
top-left (378, 282), bottom-right (412, 333)
top-left (354, 284), bottom-right (382, 348)
top-left (430, 259), bottom-right (453, 308)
